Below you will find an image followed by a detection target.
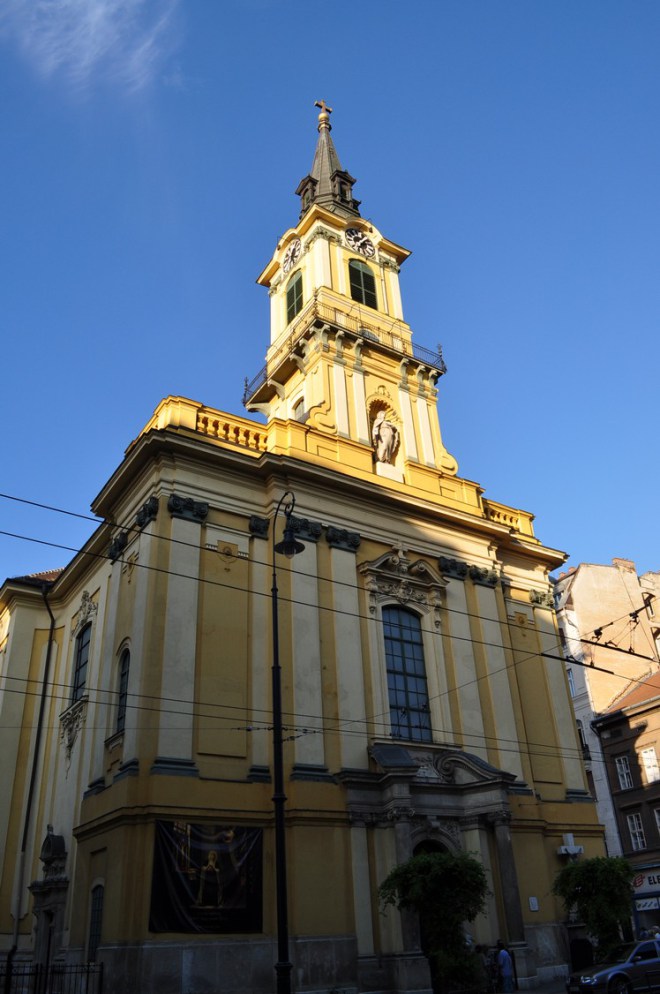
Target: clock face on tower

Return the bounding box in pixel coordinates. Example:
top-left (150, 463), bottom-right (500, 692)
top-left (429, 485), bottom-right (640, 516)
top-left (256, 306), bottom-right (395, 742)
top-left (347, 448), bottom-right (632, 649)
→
top-left (282, 238), bottom-right (302, 273)
top-left (345, 227), bottom-right (375, 258)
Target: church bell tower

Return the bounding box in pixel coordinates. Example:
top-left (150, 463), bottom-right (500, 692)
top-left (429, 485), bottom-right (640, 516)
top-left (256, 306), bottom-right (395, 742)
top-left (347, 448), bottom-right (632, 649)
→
top-left (243, 102), bottom-right (458, 487)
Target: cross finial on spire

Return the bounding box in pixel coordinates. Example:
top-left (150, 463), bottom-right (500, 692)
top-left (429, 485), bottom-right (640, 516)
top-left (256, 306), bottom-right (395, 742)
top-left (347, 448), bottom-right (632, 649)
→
top-left (315, 99), bottom-right (333, 131)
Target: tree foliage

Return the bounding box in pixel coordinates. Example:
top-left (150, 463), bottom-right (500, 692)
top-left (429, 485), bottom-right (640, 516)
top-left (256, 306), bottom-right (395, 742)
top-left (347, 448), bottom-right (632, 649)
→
top-left (552, 856), bottom-right (634, 955)
top-left (379, 850), bottom-right (489, 993)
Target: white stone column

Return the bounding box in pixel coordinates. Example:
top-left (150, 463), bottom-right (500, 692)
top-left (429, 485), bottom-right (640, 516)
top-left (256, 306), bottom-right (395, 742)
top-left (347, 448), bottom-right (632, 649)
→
top-left (290, 540), bottom-right (325, 769)
top-left (352, 363), bottom-right (370, 443)
top-left (313, 235), bottom-right (331, 291)
top-left (329, 536), bottom-right (369, 768)
top-left (333, 359), bottom-right (350, 437)
top-left (122, 519), bottom-right (158, 764)
top-left (351, 824), bottom-right (375, 954)
top-left (386, 267), bottom-right (404, 320)
top-left (88, 556), bottom-right (121, 783)
top-left (415, 395), bottom-right (436, 465)
top-left (154, 496), bottom-right (206, 770)
top-left (249, 529), bottom-right (271, 772)
top-left (398, 386), bottom-right (418, 461)
top-left (475, 584), bottom-right (524, 781)
top-left (269, 285), bottom-right (281, 344)
top-left (336, 243), bottom-right (347, 296)
top-left (445, 579), bottom-right (488, 761)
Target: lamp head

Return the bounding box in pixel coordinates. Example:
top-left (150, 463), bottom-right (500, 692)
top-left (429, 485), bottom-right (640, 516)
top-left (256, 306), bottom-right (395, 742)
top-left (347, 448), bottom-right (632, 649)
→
top-left (274, 498), bottom-right (305, 559)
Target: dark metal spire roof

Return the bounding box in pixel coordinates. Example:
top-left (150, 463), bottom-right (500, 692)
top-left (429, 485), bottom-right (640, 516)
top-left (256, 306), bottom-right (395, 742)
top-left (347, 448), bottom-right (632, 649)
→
top-left (295, 101), bottom-right (361, 220)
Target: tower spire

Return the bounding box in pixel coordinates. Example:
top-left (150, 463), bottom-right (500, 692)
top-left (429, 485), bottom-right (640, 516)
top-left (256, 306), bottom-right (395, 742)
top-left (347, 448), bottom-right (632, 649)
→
top-left (295, 101), bottom-right (361, 219)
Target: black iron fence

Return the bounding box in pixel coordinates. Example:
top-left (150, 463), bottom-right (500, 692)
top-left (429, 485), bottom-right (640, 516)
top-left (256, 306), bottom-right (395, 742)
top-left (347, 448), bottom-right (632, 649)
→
top-left (1, 961), bottom-right (103, 994)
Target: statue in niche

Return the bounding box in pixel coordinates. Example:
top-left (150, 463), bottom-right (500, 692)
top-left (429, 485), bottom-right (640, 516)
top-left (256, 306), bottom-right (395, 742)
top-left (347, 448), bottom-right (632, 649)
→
top-left (372, 410), bottom-right (399, 464)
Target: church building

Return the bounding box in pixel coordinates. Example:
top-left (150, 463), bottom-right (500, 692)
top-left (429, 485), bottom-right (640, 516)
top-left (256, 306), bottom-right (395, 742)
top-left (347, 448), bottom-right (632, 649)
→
top-left (0, 104), bottom-right (605, 994)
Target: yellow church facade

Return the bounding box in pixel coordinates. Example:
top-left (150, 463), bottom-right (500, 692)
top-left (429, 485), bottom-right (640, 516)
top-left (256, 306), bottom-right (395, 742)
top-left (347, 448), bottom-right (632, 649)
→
top-left (0, 106), bottom-right (604, 994)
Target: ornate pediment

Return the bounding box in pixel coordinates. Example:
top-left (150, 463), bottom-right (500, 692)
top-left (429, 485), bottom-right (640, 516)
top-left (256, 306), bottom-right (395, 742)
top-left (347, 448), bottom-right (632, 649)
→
top-left (71, 590), bottom-right (97, 638)
top-left (358, 548), bottom-right (447, 628)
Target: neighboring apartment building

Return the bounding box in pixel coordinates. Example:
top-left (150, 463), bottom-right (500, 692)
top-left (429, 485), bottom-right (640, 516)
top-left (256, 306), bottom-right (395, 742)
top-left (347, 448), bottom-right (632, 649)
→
top-left (0, 106), bottom-right (605, 994)
top-left (593, 673), bottom-right (660, 935)
top-left (555, 560), bottom-right (660, 907)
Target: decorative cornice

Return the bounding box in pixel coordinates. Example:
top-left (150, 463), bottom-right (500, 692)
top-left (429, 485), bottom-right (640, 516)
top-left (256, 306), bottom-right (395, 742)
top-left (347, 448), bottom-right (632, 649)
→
top-left (136, 495), bottom-right (159, 529)
top-left (439, 556), bottom-right (500, 587)
top-left (108, 531), bottom-right (129, 562)
top-left (380, 258), bottom-right (400, 273)
top-left (290, 514), bottom-right (322, 544)
top-left (530, 588), bottom-right (555, 609)
top-left (486, 808), bottom-right (511, 828)
top-left (150, 756), bottom-right (199, 777)
top-left (307, 226), bottom-right (340, 247)
top-left (167, 494), bottom-right (209, 523)
top-left (438, 556), bottom-right (469, 580)
top-left (469, 565), bottom-right (499, 588)
top-left (249, 515), bottom-right (269, 539)
top-left (326, 526), bottom-right (361, 552)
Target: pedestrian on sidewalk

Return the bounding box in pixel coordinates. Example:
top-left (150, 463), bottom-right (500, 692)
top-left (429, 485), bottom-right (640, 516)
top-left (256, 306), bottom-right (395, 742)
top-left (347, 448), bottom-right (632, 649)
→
top-left (497, 939), bottom-right (514, 994)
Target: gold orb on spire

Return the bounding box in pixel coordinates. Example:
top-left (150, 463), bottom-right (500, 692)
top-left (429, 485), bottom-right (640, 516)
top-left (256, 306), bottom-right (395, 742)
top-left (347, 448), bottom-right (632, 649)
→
top-left (314, 99), bottom-right (333, 131)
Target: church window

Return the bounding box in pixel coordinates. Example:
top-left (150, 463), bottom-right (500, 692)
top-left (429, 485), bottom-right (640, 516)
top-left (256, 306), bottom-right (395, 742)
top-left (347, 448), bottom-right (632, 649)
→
top-left (72, 623), bottom-right (91, 704)
top-left (286, 271), bottom-right (303, 324)
top-left (88, 884), bottom-right (104, 961)
top-left (383, 606), bottom-right (432, 742)
top-left (116, 649), bottom-right (130, 733)
top-left (292, 396), bottom-right (306, 422)
top-left (349, 259), bottom-right (377, 309)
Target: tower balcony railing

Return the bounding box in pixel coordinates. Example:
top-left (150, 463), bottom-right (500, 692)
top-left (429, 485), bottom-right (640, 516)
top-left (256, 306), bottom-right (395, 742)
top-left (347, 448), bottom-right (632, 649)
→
top-left (243, 292), bottom-right (446, 405)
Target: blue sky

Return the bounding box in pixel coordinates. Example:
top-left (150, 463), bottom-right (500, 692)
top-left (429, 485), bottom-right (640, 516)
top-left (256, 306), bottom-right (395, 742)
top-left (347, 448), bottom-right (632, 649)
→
top-left (1, 0), bottom-right (659, 583)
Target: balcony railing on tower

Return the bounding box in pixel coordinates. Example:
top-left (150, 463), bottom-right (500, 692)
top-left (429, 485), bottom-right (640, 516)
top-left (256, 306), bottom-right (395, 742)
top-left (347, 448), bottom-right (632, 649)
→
top-left (243, 292), bottom-right (446, 408)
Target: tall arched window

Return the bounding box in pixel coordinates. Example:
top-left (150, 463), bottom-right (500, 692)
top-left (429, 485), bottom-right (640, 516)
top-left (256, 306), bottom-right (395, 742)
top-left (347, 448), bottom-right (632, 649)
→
top-left (349, 259), bottom-right (377, 309)
top-left (383, 606), bottom-right (431, 742)
top-left (88, 884), bottom-right (104, 961)
top-left (116, 649), bottom-right (130, 733)
top-left (72, 623), bottom-right (91, 703)
top-left (286, 271), bottom-right (303, 324)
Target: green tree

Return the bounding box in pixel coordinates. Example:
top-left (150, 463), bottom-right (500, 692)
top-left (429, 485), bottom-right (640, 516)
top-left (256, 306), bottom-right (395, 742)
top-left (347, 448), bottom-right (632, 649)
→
top-left (552, 856), bottom-right (634, 956)
top-left (379, 850), bottom-right (489, 993)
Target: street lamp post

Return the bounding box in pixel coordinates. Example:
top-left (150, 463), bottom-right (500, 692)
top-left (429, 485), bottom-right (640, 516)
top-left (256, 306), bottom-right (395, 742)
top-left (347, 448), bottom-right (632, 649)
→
top-left (271, 492), bottom-right (304, 994)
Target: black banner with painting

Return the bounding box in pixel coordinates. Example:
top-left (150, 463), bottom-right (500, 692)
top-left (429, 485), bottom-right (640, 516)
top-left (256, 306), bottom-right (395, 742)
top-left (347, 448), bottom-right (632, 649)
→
top-left (149, 821), bottom-right (263, 933)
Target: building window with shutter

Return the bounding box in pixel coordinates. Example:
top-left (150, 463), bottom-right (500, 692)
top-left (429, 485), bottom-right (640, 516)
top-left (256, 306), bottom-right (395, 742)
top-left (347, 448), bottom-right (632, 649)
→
top-left (383, 606), bottom-right (431, 743)
top-left (615, 755), bottom-right (634, 790)
top-left (567, 667), bottom-right (575, 697)
top-left (641, 747), bottom-right (660, 784)
top-left (627, 812), bottom-right (646, 851)
top-left (286, 271), bottom-right (303, 324)
top-left (348, 259), bottom-right (377, 309)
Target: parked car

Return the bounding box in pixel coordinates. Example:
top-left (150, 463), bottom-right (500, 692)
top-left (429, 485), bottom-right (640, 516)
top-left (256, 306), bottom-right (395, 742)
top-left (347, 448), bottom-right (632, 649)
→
top-left (567, 941), bottom-right (660, 994)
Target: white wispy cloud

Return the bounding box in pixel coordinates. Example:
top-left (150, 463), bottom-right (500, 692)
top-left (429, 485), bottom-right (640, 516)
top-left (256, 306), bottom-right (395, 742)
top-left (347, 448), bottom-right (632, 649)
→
top-left (0, 0), bottom-right (181, 92)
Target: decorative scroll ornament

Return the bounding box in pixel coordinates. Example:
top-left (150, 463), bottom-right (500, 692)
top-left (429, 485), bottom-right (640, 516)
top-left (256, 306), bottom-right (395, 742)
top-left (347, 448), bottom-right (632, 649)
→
top-left (136, 495), bottom-right (159, 529)
top-left (326, 526), bottom-right (361, 552)
top-left (249, 515), bottom-right (269, 539)
top-left (60, 698), bottom-right (87, 769)
top-left (358, 549), bottom-right (447, 629)
top-left (530, 588), bottom-right (555, 609)
top-left (108, 531), bottom-right (129, 562)
top-left (167, 494), bottom-right (209, 523)
top-left (71, 591), bottom-right (97, 638)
